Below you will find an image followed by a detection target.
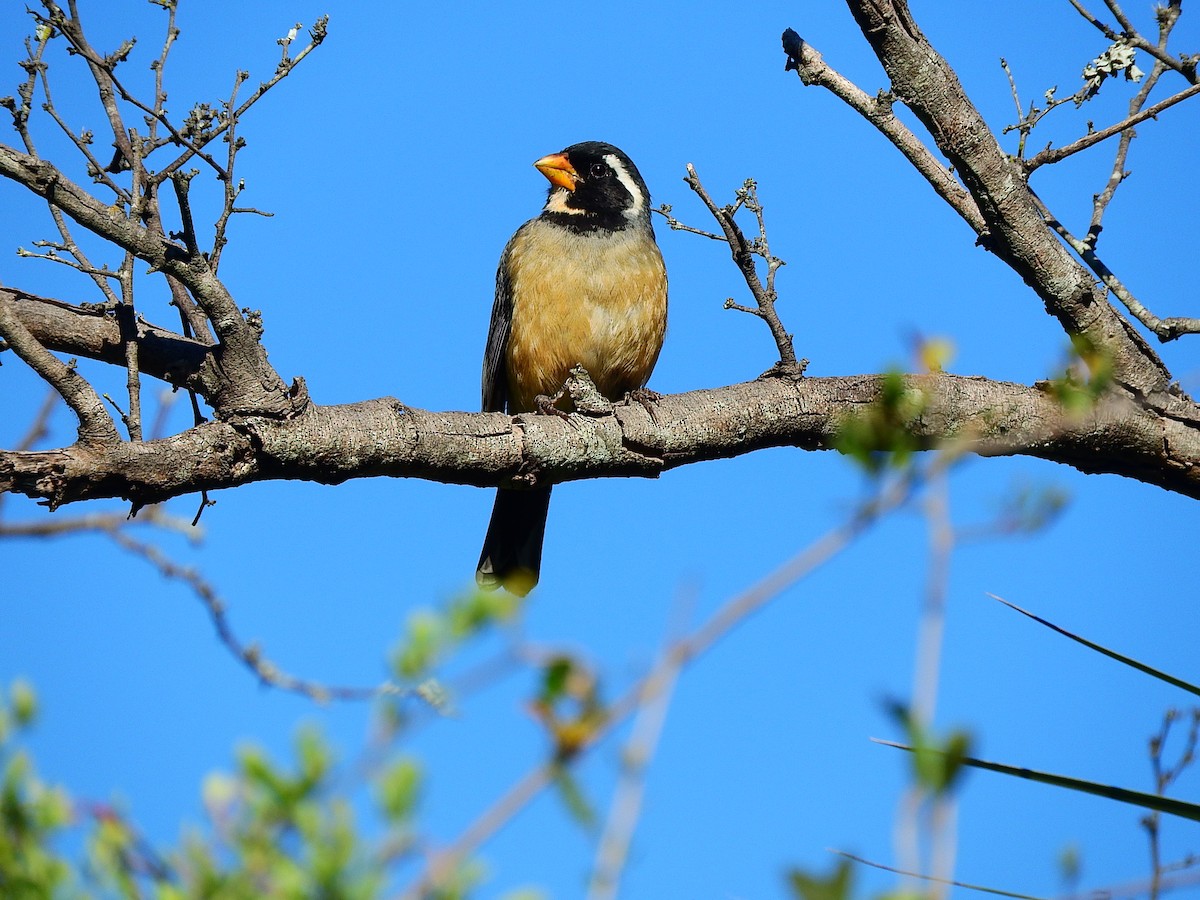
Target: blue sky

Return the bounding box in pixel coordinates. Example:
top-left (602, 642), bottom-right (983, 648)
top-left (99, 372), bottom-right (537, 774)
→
top-left (2, 1), bottom-right (1199, 897)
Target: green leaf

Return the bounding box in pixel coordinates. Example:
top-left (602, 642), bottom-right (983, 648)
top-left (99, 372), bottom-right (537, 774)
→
top-left (833, 370), bottom-right (926, 474)
top-left (377, 757), bottom-right (422, 823)
top-left (787, 858), bottom-right (854, 900)
top-left (295, 725), bottom-right (333, 787)
top-left (540, 657), bottom-right (575, 705)
top-left (884, 701), bottom-right (973, 795)
top-left (393, 609), bottom-right (446, 680)
top-left (552, 768), bottom-right (596, 830)
top-left (447, 588), bottom-right (521, 639)
top-left (10, 680), bottom-right (37, 727)
top-left (500, 888), bottom-right (548, 900)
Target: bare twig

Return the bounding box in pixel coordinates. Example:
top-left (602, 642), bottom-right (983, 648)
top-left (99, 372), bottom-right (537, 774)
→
top-left (681, 164), bottom-right (805, 376)
top-left (587, 597), bottom-right (690, 900)
top-left (1067, 0), bottom-right (1117, 38)
top-left (164, 273), bottom-right (214, 345)
top-left (0, 390), bottom-right (59, 518)
top-left (999, 60), bottom-right (1096, 157)
top-left (45, 1), bottom-right (137, 177)
top-left (1023, 81), bottom-right (1200, 171)
top-left (147, 0), bottom-right (179, 149)
top-left (999, 59), bottom-right (1034, 159)
top-left (15, 245), bottom-right (120, 285)
top-left (14, 391), bottom-right (60, 451)
top-left (1144, 708), bottom-right (1200, 898)
top-left (403, 477), bottom-right (912, 898)
top-left (0, 493), bottom-right (397, 701)
top-left (399, 762), bottom-right (557, 899)
top-left (1068, 0), bottom-right (1196, 79)
top-left (8, 27), bottom-right (51, 154)
top-left (782, 29), bottom-right (988, 236)
top-left (894, 459), bottom-right (959, 898)
top-left (11, 32), bottom-right (123, 306)
top-left (1086, 7), bottom-right (1183, 246)
top-left (1029, 191), bottom-right (1200, 341)
top-left (170, 171), bottom-right (201, 258)
top-left (32, 40), bottom-right (129, 200)
top-left (210, 69), bottom-right (251, 271)
top-left (653, 205), bottom-right (723, 241)
top-left (834, 849), bottom-right (1045, 899)
top-left (106, 525), bottom-right (402, 703)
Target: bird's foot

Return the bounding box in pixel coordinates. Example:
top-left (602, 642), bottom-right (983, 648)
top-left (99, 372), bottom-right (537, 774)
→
top-left (625, 386), bottom-right (662, 423)
top-left (534, 390), bottom-right (573, 419)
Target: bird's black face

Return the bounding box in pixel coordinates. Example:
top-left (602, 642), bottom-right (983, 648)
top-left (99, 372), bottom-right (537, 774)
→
top-left (535, 141), bottom-right (651, 233)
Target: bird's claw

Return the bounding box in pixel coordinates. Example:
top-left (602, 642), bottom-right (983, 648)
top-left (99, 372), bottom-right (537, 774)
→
top-left (625, 387), bottom-right (662, 422)
top-left (534, 391), bottom-right (572, 419)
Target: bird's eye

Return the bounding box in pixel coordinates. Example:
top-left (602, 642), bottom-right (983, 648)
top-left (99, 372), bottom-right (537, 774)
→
top-left (589, 163), bottom-right (608, 178)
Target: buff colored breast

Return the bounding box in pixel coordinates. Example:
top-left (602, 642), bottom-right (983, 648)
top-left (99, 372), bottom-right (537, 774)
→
top-left (503, 220), bottom-right (667, 413)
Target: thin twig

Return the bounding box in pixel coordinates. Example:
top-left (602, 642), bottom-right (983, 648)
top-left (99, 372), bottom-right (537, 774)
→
top-left (1086, 6), bottom-right (1181, 247)
top-left (49, 1), bottom-right (137, 177)
top-left (0, 390), bottom-right (59, 518)
top-left (999, 59), bottom-right (1030, 158)
top-left (1068, 0), bottom-right (1195, 78)
top-left (1066, 0), bottom-right (1118, 42)
top-left (998, 59), bottom-right (1098, 156)
top-left (403, 478), bottom-right (913, 897)
top-left (895, 461), bottom-right (958, 897)
top-left (1024, 81), bottom-right (1200, 171)
top-left (33, 42), bottom-right (128, 200)
top-left (1029, 190), bottom-right (1200, 341)
top-left (587, 595), bottom-right (690, 900)
top-left (13, 34), bottom-right (123, 306)
top-left (683, 165), bottom-right (804, 375)
top-left (1144, 708), bottom-right (1200, 899)
top-left (834, 850), bottom-right (1047, 899)
top-left (147, 0), bottom-right (179, 148)
top-left (115, 247), bottom-right (142, 442)
top-left (104, 526), bottom-right (402, 703)
top-left (782, 29), bottom-right (987, 236)
top-left (210, 70), bottom-right (251, 271)
top-left (399, 763), bottom-right (557, 899)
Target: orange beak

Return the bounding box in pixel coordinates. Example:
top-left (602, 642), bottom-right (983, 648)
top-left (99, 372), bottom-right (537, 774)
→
top-left (533, 152), bottom-right (578, 191)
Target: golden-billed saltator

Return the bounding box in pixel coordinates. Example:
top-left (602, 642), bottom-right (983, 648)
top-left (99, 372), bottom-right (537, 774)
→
top-left (476, 141), bottom-right (668, 595)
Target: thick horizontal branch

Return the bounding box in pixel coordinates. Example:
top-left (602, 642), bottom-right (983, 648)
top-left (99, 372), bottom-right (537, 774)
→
top-left (0, 290), bottom-right (119, 447)
top-left (3, 288), bottom-right (219, 397)
top-left (4, 374), bottom-right (1200, 509)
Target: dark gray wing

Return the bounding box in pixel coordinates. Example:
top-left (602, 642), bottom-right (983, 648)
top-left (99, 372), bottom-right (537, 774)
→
top-left (482, 225), bottom-right (523, 413)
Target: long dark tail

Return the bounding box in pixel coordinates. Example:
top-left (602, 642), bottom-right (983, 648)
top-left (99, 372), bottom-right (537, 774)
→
top-left (476, 486), bottom-right (552, 596)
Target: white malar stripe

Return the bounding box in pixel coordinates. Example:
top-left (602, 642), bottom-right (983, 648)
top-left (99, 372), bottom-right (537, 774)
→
top-left (605, 153), bottom-right (645, 218)
top-left (543, 189), bottom-right (586, 215)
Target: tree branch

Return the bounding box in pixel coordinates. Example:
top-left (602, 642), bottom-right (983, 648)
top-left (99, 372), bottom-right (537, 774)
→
top-left (675, 166), bottom-right (804, 375)
top-left (3, 288), bottom-right (221, 397)
top-left (1023, 81), bottom-right (1200, 171)
top-left (5, 375), bottom-right (1200, 510)
top-left (828, 0), bottom-right (1174, 405)
top-left (0, 144), bottom-right (294, 416)
top-left (782, 29), bottom-right (988, 237)
top-left (0, 291), bottom-right (118, 447)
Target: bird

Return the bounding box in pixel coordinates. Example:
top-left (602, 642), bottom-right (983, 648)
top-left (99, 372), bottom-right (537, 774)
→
top-left (476, 141), bottom-right (668, 596)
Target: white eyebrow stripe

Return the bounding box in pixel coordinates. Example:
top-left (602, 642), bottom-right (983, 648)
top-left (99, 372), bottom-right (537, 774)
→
top-left (605, 152), bottom-right (645, 217)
